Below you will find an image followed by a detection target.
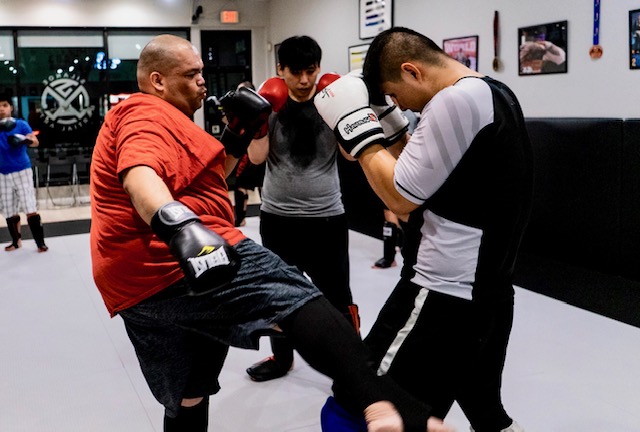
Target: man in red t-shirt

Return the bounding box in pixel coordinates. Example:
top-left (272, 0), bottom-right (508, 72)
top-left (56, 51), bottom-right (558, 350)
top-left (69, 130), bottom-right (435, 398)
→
top-left (90, 34), bottom-right (451, 432)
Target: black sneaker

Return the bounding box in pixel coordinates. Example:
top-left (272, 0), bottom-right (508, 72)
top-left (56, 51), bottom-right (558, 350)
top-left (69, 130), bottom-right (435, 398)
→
top-left (246, 356), bottom-right (292, 382)
top-left (372, 257), bottom-right (396, 269)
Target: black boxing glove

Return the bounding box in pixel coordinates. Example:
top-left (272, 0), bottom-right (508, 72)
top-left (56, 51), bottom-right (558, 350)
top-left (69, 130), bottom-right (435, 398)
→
top-left (219, 86), bottom-right (272, 158)
top-left (0, 117), bottom-right (17, 132)
top-left (151, 201), bottom-right (240, 296)
top-left (8, 133), bottom-right (32, 148)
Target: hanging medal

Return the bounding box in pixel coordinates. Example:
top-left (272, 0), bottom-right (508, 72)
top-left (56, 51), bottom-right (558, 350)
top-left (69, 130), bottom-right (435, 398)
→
top-left (589, 0), bottom-right (603, 59)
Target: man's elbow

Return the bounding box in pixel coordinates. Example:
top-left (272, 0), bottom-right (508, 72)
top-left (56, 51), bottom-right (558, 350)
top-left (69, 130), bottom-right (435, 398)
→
top-left (385, 196), bottom-right (417, 217)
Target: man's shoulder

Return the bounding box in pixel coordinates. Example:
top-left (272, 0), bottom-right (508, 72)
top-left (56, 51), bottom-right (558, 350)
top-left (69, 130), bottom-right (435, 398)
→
top-left (14, 118), bottom-right (33, 133)
top-left (108, 93), bottom-right (179, 125)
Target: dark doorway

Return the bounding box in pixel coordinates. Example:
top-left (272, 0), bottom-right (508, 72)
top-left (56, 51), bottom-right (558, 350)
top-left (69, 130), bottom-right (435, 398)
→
top-left (201, 30), bottom-right (252, 137)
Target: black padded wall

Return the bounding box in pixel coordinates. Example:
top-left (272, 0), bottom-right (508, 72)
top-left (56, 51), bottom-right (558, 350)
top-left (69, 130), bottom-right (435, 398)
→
top-left (338, 118), bottom-right (640, 283)
top-left (522, 118), bottom-right (624, 276)
top-left (620, 119), bottom-right (640, 280)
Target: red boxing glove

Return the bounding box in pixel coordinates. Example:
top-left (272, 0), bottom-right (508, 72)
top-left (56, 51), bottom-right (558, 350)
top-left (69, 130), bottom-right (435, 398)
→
top-left (258, 77), bottom-right (289, 113)
top-left (317, 73), bottom-right (341, 93)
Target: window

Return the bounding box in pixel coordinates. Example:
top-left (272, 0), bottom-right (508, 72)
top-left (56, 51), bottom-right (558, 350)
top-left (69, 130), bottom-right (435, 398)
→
top-left (0, 27), bottom-right (189, 150)
top-left (0, 31), bottom-right (16, 87)
top-left (17, 29), bottom-right (105, 149)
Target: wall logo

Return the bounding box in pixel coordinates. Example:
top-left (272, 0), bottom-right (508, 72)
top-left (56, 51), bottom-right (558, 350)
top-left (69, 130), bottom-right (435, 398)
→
top-left (40, 72), bottom-right (95, 132)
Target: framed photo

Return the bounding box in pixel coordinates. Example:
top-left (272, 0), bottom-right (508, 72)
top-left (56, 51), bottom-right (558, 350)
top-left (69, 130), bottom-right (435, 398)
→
top-left (630, 9), bottom-right (640, 69)
top-left (359, 0), bottom-right (393, 40)
top-left (518, 20), bottom-right (568, 75)
top-left (274, 43), bottom-right (281, 74)
top-left (443, 35), bottom-right (478, 71)
top-left (348, 43), bottom-right (370, 72)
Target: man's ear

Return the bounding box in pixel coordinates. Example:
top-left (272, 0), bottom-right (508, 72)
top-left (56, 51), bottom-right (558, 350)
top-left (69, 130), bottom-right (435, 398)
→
top-left (400, 62), bottom-right (420, 81)
top-left (149, 71), bottom-right (165, 92)
top-left (276, 64), bottom-right (284, 77)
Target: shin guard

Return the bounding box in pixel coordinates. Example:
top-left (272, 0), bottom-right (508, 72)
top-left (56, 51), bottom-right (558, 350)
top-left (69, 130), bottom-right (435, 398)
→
top-left (233, 190), bottom-right (247, 226)
top-left (5, 216), bottom-right (21, 250)
top-left (373, 221), bottom-right (398, 268)
top-left (382, 221), bottom-right (398, 262)
top-left (164, 398), bottom-right (209, 432)
top-left (27, 214), bottom-right (47, 250)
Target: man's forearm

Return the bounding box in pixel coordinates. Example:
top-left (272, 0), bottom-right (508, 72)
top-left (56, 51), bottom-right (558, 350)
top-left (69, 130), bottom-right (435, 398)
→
top-left (122, 165), bottom-right (174, 225)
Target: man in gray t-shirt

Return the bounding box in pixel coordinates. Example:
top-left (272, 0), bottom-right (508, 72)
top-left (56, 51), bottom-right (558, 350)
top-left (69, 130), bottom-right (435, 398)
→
top-left (245, 35), bottom-right (360, 383)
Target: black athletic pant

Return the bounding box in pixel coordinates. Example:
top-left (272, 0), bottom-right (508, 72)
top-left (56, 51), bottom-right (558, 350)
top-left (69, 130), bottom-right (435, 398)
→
top-left (260, 211), bottom-right (356, 365)
top-left (337, 279), bottom-right (515, 432)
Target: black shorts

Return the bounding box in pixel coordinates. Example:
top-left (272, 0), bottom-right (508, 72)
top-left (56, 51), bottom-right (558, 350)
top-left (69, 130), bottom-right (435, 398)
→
top-left (119, 238), bottom-right (322, 417)
top-left (363, 279), bottom-right (514, 429)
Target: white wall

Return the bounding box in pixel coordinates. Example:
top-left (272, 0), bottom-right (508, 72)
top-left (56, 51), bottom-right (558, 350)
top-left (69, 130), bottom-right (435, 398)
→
top-left (0, 0), bottom-right (190, 27)
top-left (269, 0), bottom-right (640, 118)
top-left (1, 0), bottom-right (638, 118)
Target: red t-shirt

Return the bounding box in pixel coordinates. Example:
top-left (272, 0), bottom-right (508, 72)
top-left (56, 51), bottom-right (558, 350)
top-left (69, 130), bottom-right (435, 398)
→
top-left (90, 93), bottom-right (246, 316)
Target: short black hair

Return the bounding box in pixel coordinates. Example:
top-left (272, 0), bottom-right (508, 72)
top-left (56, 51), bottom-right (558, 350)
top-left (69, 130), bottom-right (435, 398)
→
top-left (277, 35), bottom-right (322, 72)
top-left (363, 27), bottom-right (445, 91)
top-left (0, 91), bottom-right (13, 105)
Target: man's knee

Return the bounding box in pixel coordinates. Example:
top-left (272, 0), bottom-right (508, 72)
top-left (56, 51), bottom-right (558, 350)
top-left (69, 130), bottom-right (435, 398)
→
top-left (181, 397), bottom-right (204, 407)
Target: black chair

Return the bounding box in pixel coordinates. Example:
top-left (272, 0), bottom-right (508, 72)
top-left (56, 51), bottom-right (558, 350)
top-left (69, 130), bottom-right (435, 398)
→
top-left (27, 148), bottom-right (47, 189)
top-left (46, 151), bottom-right (77, 207)
top-left (73, 148), bottom-right (92, 205)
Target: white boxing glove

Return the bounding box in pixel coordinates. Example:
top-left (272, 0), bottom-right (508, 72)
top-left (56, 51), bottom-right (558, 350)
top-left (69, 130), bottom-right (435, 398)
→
top-left (346, 69), bottom-right (409, 146)
top-left (371, 95), bottom-right (409, 146)
top-left (314, 73), bottom-right (386, 157)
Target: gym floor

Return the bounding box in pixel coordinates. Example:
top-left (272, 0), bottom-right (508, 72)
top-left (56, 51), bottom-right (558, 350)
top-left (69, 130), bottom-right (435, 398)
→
top-left (1, 212), bottom-right (639, 431)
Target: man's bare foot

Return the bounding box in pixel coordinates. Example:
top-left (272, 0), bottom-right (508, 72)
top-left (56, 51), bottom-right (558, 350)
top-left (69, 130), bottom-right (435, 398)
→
top-left (427, 417), bottom-right (456, 432)
top-left (364, 401), bottom-right (403, 432)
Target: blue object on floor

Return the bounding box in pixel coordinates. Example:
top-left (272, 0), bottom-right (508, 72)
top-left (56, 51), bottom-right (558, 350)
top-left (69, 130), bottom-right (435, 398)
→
top-left (320, 396), bottom-right (367, 432)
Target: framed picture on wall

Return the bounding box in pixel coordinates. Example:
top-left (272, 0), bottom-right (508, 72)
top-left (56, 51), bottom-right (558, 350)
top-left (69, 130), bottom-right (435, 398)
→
top-left (359, 0), bottom-right (393, 40)
top-left (518, 20), bottom-right (568, 76)
top-left (348, 43), bottom-right (370, 72)
top-left (443, 35), bottom-right (478, 71)
top-left (630, 9), bottom-right (640, 69)
top-left (274, 43), bottom-right (281, 74)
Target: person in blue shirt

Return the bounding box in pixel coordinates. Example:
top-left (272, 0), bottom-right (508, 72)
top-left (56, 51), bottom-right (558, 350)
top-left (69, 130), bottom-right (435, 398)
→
top-left (0, 93), bottom-right (48, 252)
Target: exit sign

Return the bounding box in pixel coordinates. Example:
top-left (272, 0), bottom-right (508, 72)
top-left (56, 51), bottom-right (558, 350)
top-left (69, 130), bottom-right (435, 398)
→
top-left (220, 10), bottom-right (239, 23)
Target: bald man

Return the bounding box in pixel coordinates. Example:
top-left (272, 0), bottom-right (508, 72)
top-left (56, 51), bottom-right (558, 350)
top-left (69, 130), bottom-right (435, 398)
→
top-left (89, 34), bottom-right (453, 432)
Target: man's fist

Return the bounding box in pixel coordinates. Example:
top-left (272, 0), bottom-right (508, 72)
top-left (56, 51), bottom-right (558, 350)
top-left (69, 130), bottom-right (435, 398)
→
top-left (314, 73), bottom-right (385, 157)
top-left (220, 87), bottom-right (272, 158)
top-left (8, 133), bottom-right (32, 148)
top-left (151, 201), bottom-right (240, 295)
top-left (0, 117), bottom-right (17, 132)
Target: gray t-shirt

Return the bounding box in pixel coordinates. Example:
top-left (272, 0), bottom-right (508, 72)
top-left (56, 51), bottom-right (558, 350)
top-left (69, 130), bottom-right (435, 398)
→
top-left (260, 97), bottom-right (344, 217)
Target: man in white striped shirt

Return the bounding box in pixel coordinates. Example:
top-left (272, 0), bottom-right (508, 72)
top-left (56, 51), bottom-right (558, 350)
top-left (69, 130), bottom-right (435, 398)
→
top-left (315, 27), bottom-right (532, 432)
